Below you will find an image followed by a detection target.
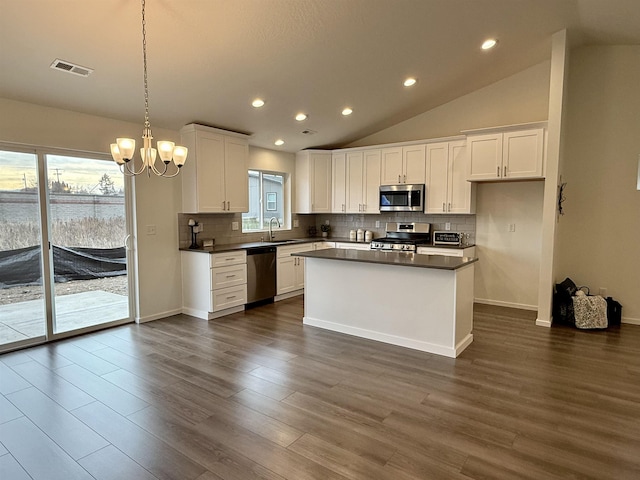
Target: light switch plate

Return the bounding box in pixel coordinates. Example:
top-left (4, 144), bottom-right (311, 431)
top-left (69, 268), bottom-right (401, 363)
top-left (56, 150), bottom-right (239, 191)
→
top-left (294, 219), bottom-right (299, 227)
top-left (146, 225), bottom-right (156, 235)
top-left (231, 221), bottom-right (239, 231)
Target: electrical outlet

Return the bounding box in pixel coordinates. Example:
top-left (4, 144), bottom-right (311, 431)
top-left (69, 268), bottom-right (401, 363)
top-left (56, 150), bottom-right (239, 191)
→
top-left (509, 223), bottom-right (516, 232)
top-left (375, 220), bottom-right (380, 228)
top-left (325, 220), bottom-right (330, 225)
top-left (231, 221), bottom-right (239, 231)
top-left (146, 225), bottom-right (156, 235)
top-left (599, 287), bottom-right (607, 297)
top-left (293, 219), bottom-right (299, 228)
top-left (445, 222), bottom-right (451, 231)
top-left (195, 224), bottom-right (203, 233)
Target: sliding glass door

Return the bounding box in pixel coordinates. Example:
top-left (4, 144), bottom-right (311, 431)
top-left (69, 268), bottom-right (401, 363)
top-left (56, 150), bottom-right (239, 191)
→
top-left (0, 149), bottom-right (47, 348)
top-left (0, 146), bottom-right (133, 352)
top-left (45, 154), bottom-right (130, 335)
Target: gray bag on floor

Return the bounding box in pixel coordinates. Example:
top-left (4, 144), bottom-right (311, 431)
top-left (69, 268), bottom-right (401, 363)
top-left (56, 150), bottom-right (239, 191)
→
top-left (572, 292), bottom-right (607, 329)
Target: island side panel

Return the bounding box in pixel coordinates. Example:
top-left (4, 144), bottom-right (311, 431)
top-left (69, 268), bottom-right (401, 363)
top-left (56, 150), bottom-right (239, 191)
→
top-left (454, 264), bottom-right (475, 355)
top-left (303, 257), bottom-right (463, 357)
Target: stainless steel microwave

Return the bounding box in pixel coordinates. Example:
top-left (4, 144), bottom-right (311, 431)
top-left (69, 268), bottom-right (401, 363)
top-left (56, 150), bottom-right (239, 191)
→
top-left (379, 184), bottom-right (425, 212)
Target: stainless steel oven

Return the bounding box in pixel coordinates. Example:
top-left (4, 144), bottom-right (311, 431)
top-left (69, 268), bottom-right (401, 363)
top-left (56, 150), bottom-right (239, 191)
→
top-left (379, 184), bottom-right (425, 212)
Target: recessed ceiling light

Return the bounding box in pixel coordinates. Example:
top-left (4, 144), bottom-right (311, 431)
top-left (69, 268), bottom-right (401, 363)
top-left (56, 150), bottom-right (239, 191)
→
top-left (481, 39), bottom-right (498, 50)
top-left (341, 107), bottom-right (353, 116)
top-left (403, 77), bottom-right (417, 87)
top-left (252, 99), bottom-right (265, 108)
top-left (274, 139), bottom-right (285, 146)
top-left (295, 113), bottom-right (307, 121)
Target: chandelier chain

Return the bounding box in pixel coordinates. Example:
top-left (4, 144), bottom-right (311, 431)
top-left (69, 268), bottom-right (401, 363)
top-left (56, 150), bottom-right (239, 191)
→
top-left (141, 0), bottom-right (150, 129)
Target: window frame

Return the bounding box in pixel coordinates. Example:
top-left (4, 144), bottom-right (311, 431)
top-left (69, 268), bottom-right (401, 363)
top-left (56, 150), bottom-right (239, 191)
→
top-left (242, 169), bottom-right (290, 233)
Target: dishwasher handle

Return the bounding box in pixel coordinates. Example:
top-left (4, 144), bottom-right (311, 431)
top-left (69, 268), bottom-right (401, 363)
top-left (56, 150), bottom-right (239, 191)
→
top-left (246, 246), bottom-right (277, 255)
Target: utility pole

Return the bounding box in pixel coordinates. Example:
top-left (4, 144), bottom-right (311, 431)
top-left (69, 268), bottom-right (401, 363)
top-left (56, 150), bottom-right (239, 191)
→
top-left (23, 173), bottom-right (27, 190)
top-left (53, 168), bottom-right (63, 183)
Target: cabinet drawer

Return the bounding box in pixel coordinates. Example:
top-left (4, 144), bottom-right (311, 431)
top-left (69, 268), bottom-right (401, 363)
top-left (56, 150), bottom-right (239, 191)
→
top-left (277, 244), bottom-right (314, 258)
top-left (417, 246), bottom-right (475, 257)
top-left (210, 250), bottom-right (246, 267)
top-left (212, 284), bottom-right (247, 312)
top-left (211, 264), bottom-right (247, 290)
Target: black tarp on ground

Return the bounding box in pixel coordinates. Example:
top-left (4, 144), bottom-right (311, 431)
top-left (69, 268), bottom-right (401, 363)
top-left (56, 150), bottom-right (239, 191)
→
top-left (0, 245), bottom-right (126, 288)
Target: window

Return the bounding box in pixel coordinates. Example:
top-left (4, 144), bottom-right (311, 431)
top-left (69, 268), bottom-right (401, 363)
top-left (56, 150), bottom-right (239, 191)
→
top-left (242, 170), bottom-right (288, 231)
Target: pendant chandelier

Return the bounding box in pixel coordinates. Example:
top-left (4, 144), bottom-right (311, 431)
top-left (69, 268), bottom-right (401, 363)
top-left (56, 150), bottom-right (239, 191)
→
top-left (110, 0), bottom-right (187, 177)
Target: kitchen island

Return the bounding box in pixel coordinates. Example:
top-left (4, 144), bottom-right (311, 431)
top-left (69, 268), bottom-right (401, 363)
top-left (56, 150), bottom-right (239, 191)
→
top-left (294, 248), bottom-right (478, 358)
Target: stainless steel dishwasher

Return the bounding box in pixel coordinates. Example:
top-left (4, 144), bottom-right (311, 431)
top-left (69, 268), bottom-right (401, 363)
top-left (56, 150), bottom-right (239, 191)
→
top-left (246, 246), bottom-right (277, 305)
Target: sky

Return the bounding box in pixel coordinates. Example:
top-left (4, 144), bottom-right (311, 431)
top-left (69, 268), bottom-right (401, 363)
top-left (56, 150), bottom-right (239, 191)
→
top-left (0, 151), bottom-right (124, 193)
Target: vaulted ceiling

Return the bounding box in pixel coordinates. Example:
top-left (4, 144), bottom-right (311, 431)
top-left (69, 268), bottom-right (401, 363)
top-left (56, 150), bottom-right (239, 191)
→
top-left (1, 0), bottom-right (639, 152)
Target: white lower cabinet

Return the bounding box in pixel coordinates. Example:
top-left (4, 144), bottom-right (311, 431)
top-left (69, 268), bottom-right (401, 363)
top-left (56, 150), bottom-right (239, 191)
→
top-left (416, 246), bottom-right (476, 257)
top-left (276, 243), bottom-right (315, 297)
top-left (182, 250), bottom-right (247, 319)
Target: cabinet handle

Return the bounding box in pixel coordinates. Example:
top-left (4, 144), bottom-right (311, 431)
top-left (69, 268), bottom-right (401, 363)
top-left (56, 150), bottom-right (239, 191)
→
top-left (227, 201), bottom-right (230, 210)
top-left (442, 202), bottom-right (445, 212)
top-left (497, 166), bottom-right (500, 177)
top-left (226, 295), bottom-right (236, 299)
top-left (343, 203), bottom-right (345, 212)
top-left (503, 165), bottom-right (507, 177)
top-left (222, 201), bottom-right (226, 210)
top-left (398, 175), bottom-right (401, 183)
top-left (403, 174), bottom-right (406, 183)
top-left (448, 203), bottom-right (451, 212)
top-left (363, 204), bottom-right (366, 212)
top-left (226, 275), bottom-right (235, 278)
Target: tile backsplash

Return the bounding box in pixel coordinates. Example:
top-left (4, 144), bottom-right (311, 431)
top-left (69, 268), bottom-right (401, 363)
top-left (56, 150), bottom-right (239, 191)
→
top-left (178, 212), bottom-right (475, 248)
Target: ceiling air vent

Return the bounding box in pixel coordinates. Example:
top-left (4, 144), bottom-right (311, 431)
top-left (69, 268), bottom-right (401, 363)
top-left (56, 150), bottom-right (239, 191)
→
top-left (301, 129), bottom-right (317, 135)
top-left (50, 59), bottom-right (93, 77)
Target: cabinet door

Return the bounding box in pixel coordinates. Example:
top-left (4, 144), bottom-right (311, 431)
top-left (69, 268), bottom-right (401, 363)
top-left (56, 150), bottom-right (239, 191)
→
top-left (380, 147), bottom-right (403, 185)
top-left (425, 142), bottom-right (449, 214)
top-left (468, 133), bottom-right (502, 180)
top-left (195, 132), bottom-right (226, 212)
top-left (331, 152), bottom-right (346, 213)
top-left (502, 128), bottom-right (544, 179)
top-left (224, 136), bottom-right (249, 212)
top-left (363, 149), bottom-right (381, 213)
top-left (311, 152), bottom-right (332, 213)
top-left (402, 144), bottom-right (426, 184)
top-left (346, 151), bottom-right (364, 213)
top-left (276, 256), bottom-right (296, 295)
top-left (448, 141), bottom-right (474, 213)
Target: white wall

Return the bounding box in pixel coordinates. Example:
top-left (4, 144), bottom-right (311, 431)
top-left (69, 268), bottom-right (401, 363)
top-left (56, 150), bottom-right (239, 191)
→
top-left (349, 61), bottom-right (550, 146)
top-left (557, 46), bottom-right (640, 323)
top-left (348, 62), bottom-right (551, 309)
top-left (475, 182), bottom-right (544, 310)
top-left (0, 97), bottom-right (183, 322)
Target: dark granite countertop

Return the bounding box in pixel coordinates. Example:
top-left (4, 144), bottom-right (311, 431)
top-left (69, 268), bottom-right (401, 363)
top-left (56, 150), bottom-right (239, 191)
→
top-left (294, 248), bottom-right (478, 270)
top-left (179, 237), bottom-right (362, 254)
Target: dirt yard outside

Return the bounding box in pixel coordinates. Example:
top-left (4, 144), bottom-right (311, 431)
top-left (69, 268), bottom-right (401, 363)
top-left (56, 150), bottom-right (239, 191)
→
top-left (0, 276), bottom-right (128, 305)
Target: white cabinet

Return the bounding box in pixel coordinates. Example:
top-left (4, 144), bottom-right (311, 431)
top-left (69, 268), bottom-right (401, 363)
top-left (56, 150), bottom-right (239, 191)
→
top-left (333, 150), bottom-right (381, 214)
top-left (296, 150), bottom-right (332, 213)
top-left (331, 152), bottom-right (347, 213)
top-left (180, 124), bottom-right (249, 213)
top-left (466, 126), bottom-right (545, 181)
top-left (181, 250), bottom-right (247, 319)
top-left (416, 246), bottom-right (476, 257)
top-left (380, 144), bottom-right (426, 185)
top-left (276, 243), bottom-right (314, 296)
top-left (426, 141), bottom-right (475, 214)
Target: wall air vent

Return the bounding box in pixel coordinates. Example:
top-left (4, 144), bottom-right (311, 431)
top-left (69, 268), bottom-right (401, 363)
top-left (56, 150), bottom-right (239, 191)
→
top-left (50, 59), bottom-right (93, 77)
top-left (301, 129), bottom-right (317, 135)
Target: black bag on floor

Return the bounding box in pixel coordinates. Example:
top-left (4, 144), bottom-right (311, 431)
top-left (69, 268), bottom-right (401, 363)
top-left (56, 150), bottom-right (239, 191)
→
top-left (553, 277), bottom-right (577, 325)
top-left (606, 297), bottom-right (622, 326)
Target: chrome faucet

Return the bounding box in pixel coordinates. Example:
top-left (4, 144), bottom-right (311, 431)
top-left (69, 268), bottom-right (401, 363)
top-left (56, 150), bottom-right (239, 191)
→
top-left (268, 217), bottom-right (281, 241)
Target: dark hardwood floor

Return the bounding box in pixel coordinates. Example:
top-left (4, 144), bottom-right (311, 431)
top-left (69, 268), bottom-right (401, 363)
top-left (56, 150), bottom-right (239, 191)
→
top-left (1, 297), bottom-right (639, 480)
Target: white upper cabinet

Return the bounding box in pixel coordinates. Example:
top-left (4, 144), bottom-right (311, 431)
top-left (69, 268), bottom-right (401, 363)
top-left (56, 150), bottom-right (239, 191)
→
top-left (362, 149), bottom-right (381, 214)
top-left (466, 125), bottom-right (545, 181)
top-left (426, 141), bottom-right (475, 214)
top-left (332, 152), bottom-right (347, 213)
top-left (180, 124), bottom-right (249, 213)
top-left (380, 145), bottom-right (426, 185)
top-left (295, 150), bottom-right (332, 213)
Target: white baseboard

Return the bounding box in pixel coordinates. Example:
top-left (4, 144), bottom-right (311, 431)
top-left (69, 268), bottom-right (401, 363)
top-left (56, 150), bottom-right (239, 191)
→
top-left (275, 290), bottom-right (303, 302)
top-left (136, 308), bottom-right (182, 324)
top-left (536, 318), bottom-right (552, 328)
top-left (622, 316), bottom-right (640, 325)
top-left (303, 316), bottom-right (469, 358)
top-left (474, 298), bottom-right (537, 311)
